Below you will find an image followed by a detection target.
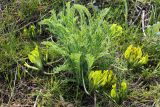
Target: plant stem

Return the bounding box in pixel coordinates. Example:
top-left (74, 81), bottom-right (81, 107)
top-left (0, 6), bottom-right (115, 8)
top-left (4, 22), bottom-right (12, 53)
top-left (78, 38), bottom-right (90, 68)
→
top-left (82, 69), bottom-right (90, 95)
top-left (94, 91), bottom-right (96, 107)
top-left (124, 0), bottom-right (128, 28)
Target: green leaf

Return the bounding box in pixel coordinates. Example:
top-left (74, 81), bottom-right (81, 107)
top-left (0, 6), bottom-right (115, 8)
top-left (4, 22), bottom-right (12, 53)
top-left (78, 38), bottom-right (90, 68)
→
top-left (69, 53), bottom-right (82, 72)
top-left (85, 54), bottom-right (95, 70)
top-left (146, 22), bottom-right (160, 36)
top-left (53, 64), bottom-right (69, 73)
top-left (41, 41), bottom-right (66, 56)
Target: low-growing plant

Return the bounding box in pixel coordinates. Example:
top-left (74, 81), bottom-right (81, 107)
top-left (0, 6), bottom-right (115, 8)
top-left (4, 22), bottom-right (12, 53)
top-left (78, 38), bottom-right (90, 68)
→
top-left (18, 0), bottom-right (40, 19)
top-left (110, 81), bottom-right (128, 104)
top-left (145, 22), bottom-right (160, 37)
top-left (39, 2), bottom-right (118, 94)
top-left (141, 22), bottom-right (160, 77)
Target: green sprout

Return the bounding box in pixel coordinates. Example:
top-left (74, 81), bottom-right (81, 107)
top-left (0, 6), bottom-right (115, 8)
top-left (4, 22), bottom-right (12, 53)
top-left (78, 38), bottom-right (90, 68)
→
top-left (110, 81), bottom-right (128, 104)
top-left (22, 25), bottom-right (36, 38)
top-left (24, 45), bottom-right (43, 70)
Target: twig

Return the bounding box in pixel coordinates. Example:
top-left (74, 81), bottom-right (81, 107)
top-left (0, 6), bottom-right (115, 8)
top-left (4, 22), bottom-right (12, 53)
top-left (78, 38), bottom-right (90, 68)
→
top-left (7, 69), bottom-right (18, 106)
top-left (94, 91), bottom-right (96, 107)
top-left (103, 92), bottom-right (119, 105)
top-left (124, 0), bottom-right (128, 27)
top-left (60, 95), bottom-right (65, 107)
top-left (111, 64), bottom-right (128, 72)
top-left (0, 4), bottom-right (2, 19)
top-left (142, 10), bottom-right (147, 36)
top-left (130, 10), bottom-right (142, 25)
top-left (82, 69), bottom-right (90, 95)
top-left (131, 77), bottom-right (142, 86)
top-left (43, 71), bottom-right (55, 75)
top-left (33, 89), bottom-right (42, 107)
top-left (46, 57), bottom-right (64, 66)
top-left (21, 66), bottom-right (35, 78)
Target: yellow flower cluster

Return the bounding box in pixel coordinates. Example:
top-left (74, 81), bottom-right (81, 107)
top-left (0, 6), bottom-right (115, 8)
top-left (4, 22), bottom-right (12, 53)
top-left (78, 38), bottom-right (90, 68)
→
top-left (88, 70), bottom-right (116, 88)
top-left (124, 45), bottom-right (148, 65)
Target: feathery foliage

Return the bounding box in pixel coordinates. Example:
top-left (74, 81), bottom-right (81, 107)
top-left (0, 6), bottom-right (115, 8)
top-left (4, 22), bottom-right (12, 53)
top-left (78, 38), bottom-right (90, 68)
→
top-left (40, 2), bottom-right (116, 86)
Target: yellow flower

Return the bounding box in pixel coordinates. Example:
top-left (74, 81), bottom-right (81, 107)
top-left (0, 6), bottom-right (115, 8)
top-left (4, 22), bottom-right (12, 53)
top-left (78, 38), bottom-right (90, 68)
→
top-left (124, 44), bottom-right (132, 59)
top-left (121, 81), bottom-right (127, 91)
top-left (94, 70), bottom-right (103, 86)
top-left (111, 89), bottom-right (117, 98)
top-left (88, 70), bottom-right (116, 88)
top-left (136, 46), bottom-right (142, 60)
top-left (112, 83), bottom-right (116, 89)
top-left (101, 70), bottom-right (116, 86)
top-left (101, 70), bottom-right (109, 86)
top-left (88, 70), bottom-right (102, 87)
top-left (139, 54), bottom-right (148, 64)
top-left (111, 83), bottom-right (117, 98)
top-left (107, 70), bottom-right (112, 82)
